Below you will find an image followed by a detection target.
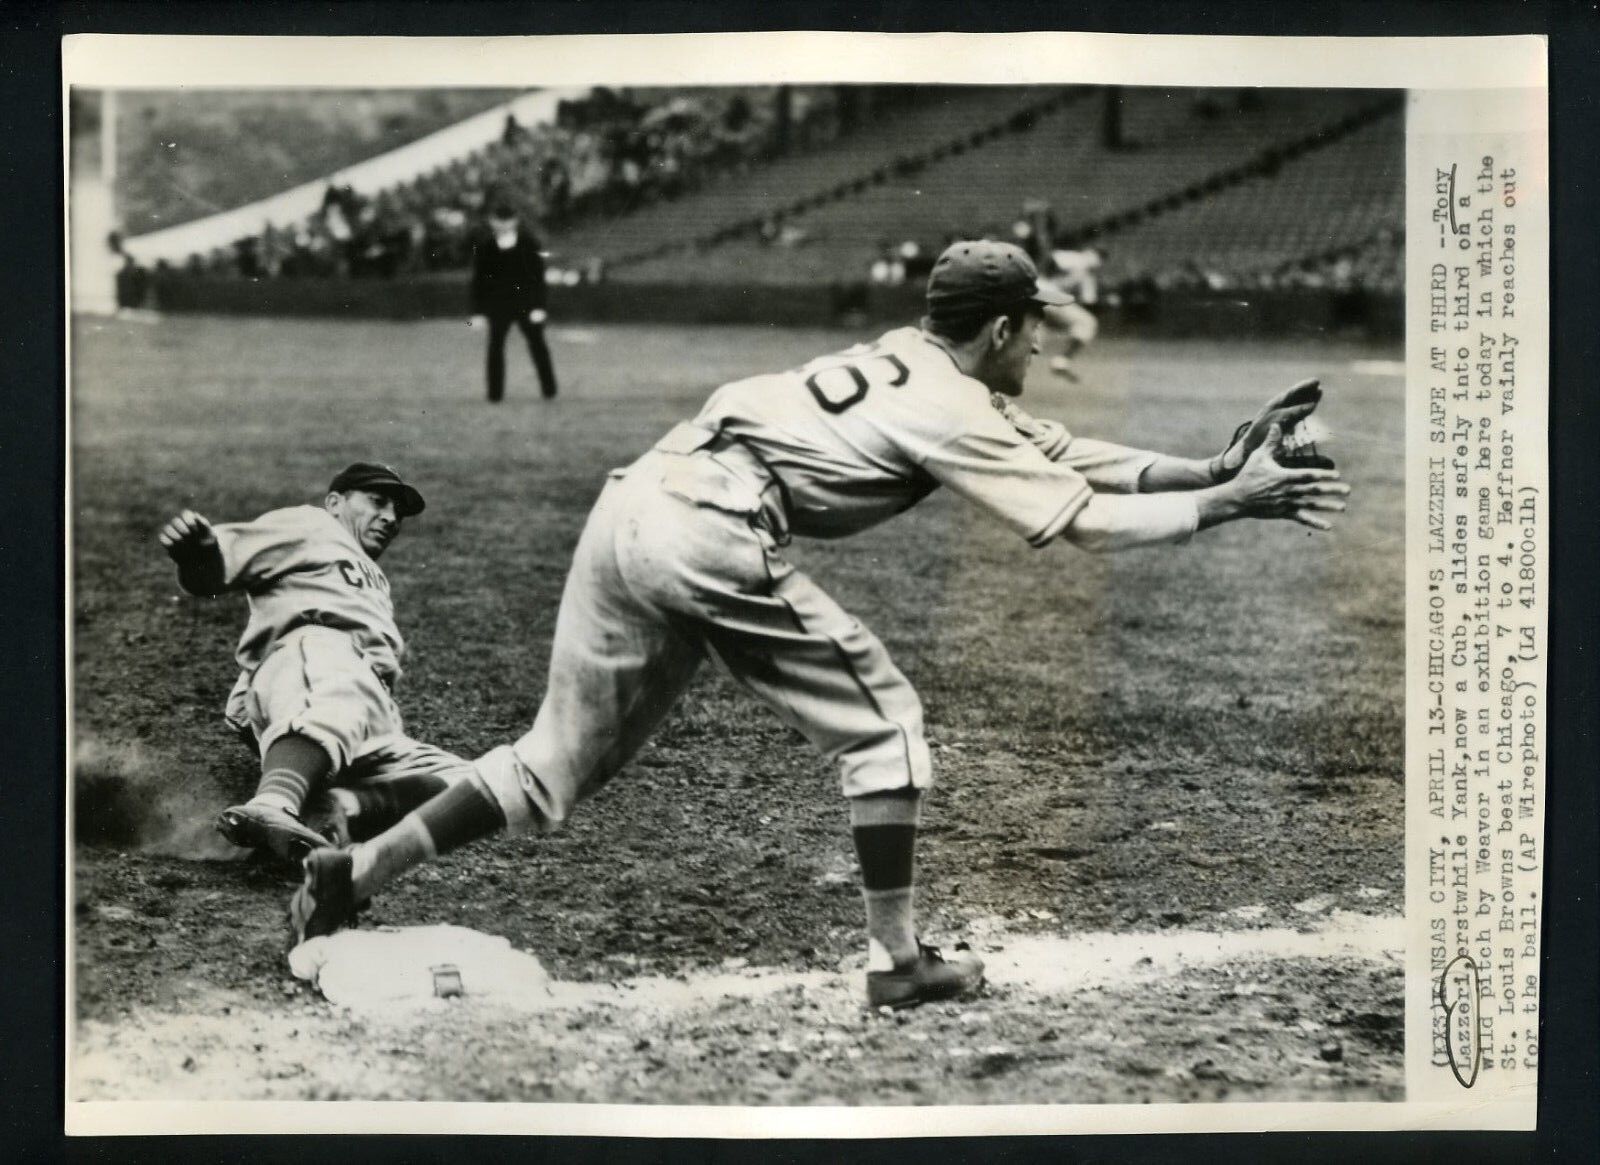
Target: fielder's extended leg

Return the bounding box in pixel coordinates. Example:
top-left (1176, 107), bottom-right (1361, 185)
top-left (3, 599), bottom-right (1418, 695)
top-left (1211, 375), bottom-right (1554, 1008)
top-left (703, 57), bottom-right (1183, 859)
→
top-left (852, 789), bottom-right (984, 1009)
top-left (312, 737), bottom-right (476, 842)
top-left (289, 769), bottom-right (509, 947)
top-left (350, 769), bottom-right (506, 899)
top-left (852, 789), bottom-right (922, 968)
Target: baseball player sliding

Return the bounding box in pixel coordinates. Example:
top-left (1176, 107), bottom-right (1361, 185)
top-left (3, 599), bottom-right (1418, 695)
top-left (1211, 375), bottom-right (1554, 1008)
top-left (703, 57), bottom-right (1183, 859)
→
top-left (158, 463), bottom-right (474, 865)
top-left (290, 241), bottom-right (1347, 1010)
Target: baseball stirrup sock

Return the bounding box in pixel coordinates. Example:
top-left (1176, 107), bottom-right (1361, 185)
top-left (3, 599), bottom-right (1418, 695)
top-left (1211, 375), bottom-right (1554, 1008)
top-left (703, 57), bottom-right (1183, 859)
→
top-left (345, 774), bottom-right (451, 839)
top-left (849, 790), bottom-right (922, 888)
top-left (854, 827), bottom-right (919, 966)
top-left (850, 792), bottom-right (923, 969)
top-left (252, 734), bottom-right (334, 814)
top-left (862, 887), bottom-right (918, 970)
top-left (349, 771), bottom-right (505, 899)
top-left (852, 824), bottom-right (918, 890)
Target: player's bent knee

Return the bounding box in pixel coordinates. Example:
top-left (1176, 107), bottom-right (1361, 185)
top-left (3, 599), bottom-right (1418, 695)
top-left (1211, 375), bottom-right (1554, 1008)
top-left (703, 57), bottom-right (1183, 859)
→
top-left (473, 744), bottom-right (571, 835)
top-left (257, 721), bottom-right (347, 773)
top-left (848, 788), bottom-right (924, 828)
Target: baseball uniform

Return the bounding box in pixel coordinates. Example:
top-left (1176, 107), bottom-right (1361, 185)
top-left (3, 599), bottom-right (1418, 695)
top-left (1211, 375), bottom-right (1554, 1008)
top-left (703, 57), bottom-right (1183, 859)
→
top-left (290, 241), bottom-right (1346, 1013)
top-left (1048, 249), bottom-right (1102, 346)
top-left (210, 504), bottom-right (472, 795)
top-left (476, 325), bottom-right (1178, 832)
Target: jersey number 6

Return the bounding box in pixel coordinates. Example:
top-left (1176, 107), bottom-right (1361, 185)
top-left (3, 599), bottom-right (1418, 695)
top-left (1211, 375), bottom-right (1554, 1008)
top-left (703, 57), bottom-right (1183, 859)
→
top-left (804, 353), bottom-right (909, 414)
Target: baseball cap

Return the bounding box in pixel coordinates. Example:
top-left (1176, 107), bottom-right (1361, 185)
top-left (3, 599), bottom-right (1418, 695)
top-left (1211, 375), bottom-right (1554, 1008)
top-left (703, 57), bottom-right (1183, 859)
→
top-left (328, 462), bottom-right (426, 517)
top-left (925, 240), bottom-right (1074, 330)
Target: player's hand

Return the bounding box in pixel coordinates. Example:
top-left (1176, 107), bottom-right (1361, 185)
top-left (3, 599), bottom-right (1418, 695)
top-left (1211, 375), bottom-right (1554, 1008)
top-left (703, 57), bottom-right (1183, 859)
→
top-left (468, 315), bottom-right (487, 330)
top-left (528, 309), bottom-right (548, 325)
top-left (1212, 378), bottom-right (1322, 482)
top-left (158, 509), bottom-right (217, 561)
top-left (1228, 425), bottom-right (1349, 531)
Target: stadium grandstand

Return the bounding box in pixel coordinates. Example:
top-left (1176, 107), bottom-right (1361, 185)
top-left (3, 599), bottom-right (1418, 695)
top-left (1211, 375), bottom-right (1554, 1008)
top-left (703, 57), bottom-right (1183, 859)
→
top-left (107, 85), bottom-right (1403, 329)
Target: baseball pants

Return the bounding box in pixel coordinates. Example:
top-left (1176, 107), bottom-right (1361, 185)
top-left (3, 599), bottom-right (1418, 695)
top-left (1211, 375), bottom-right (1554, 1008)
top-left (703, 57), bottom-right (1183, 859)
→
top-left (486, 313), bottom-right (558, 402)
top-left (227, 625), bottom-right (474, 789)
top-left (485, 452), bottom-right (932, 833)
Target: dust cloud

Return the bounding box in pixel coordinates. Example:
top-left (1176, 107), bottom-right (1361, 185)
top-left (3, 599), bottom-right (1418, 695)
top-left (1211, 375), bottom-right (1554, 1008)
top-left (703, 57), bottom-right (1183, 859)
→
top-left (73, 732), bottom-right (242, 859)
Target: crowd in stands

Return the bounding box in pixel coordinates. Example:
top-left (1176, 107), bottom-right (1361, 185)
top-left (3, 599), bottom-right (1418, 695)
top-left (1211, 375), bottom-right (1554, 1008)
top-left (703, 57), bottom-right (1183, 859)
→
top-left (178, 87), bottom-right (907, 281)
top-left (156, 86), bottom-right (1401, 305)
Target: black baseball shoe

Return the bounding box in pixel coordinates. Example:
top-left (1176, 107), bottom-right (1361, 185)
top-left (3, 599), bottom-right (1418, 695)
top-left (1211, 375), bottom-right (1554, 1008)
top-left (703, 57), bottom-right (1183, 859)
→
top-left (866, 941), bottom-right (985, 1010)
top-left (286, 846), bottom-right (360, 950)
top-left (216, 802), bottom-right (331, 864)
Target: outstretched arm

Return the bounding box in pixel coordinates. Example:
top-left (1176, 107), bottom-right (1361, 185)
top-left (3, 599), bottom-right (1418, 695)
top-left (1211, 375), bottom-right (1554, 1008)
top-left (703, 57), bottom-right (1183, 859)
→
top-left (1091, 378), bottom-right (1325, 493)
top-left (157, 509), bottom-right (226, 596)
top-left (999, 379), bottom-right (1324, 494)
top-left (1061, 425), bottom-right (1348, 553)
top-left (1130, 451), bottom-right (1217, 492)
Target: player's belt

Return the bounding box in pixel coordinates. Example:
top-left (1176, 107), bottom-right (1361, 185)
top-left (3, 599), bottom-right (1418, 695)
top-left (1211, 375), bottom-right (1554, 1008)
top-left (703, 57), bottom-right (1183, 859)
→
top-left (650, 422), bottom-right (793, 543)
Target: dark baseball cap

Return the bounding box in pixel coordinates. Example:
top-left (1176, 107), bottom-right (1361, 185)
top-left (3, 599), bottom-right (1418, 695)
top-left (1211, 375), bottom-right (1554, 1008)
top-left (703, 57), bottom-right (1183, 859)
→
top-left (925, 239), bottom-right (1073, 330)
top-left (328, 462), bottom-right (426, 517)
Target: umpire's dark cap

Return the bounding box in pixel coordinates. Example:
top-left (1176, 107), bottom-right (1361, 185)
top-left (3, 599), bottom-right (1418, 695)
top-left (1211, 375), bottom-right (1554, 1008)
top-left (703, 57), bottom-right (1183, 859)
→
top-left (328, 462), bottom-right (426, 517)
top-left (925, 239), bottom-right (1073, 330)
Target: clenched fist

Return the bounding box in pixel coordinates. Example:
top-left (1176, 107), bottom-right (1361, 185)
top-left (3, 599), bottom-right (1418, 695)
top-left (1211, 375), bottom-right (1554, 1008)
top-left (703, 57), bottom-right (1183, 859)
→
top-left (159, 509), bottom-right (225, 595)
top-left (158, 510), bottom-right (216, 561)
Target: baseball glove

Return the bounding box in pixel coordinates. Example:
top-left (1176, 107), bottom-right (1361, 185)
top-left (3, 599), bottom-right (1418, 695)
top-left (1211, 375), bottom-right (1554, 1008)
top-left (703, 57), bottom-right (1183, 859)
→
top-left (1211, 378), bottom-right (1332, 479)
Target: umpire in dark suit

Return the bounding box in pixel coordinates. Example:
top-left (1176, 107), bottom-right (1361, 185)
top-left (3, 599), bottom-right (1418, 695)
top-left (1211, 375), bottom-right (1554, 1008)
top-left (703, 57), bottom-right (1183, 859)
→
top-left (470, 204), bottom-right (558, 402)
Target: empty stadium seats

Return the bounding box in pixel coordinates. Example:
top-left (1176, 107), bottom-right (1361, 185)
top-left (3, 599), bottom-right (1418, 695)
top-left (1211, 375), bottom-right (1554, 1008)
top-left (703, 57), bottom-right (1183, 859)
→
top-left (179, 85), bottom-right (1404, 298)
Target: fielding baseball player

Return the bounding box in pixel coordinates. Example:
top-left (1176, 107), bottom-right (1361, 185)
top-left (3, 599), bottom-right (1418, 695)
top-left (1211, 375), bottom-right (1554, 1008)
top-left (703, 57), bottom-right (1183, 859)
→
top-left (290, 241), bottom-right (1347, 1009)
top-left (158, 463), bottom-right (474, 865)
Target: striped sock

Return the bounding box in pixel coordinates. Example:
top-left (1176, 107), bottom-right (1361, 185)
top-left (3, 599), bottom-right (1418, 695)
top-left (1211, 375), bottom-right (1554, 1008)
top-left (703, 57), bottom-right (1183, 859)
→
top-left (250, 734), bottom-right (333, 815)
top-left (251, 770), bottom-right (311, 814)
top-left (850, 790), bottom-right (924, 970)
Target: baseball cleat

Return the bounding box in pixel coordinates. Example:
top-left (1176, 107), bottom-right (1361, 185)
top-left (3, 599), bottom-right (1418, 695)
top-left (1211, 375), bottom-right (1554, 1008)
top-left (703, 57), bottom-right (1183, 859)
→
top-left (866, 941), bottom-right (985, 1010)
top-left (216, 802), bottom-right (332, 864)
top-left (287, 846), bottom-right (360, 949)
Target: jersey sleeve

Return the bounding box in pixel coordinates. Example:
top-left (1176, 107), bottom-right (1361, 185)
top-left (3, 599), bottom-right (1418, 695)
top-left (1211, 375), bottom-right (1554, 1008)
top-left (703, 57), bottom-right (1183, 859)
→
top-left (989, 394), bottom-right (1072, 460)
top-left (918, 416), bottom-right (1095, 548)
top-left (990, 395), bottom-right (1157, 493)
top-left (1054, 436), bottom-right (1159, 494)
top-left (212, 506), bottom-right (319, 590)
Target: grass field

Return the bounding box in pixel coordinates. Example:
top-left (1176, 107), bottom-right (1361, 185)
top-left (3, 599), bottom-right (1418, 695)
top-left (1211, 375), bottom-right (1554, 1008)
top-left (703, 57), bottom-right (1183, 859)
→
top-left (70, 313), bottom-right (1405, 1108)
